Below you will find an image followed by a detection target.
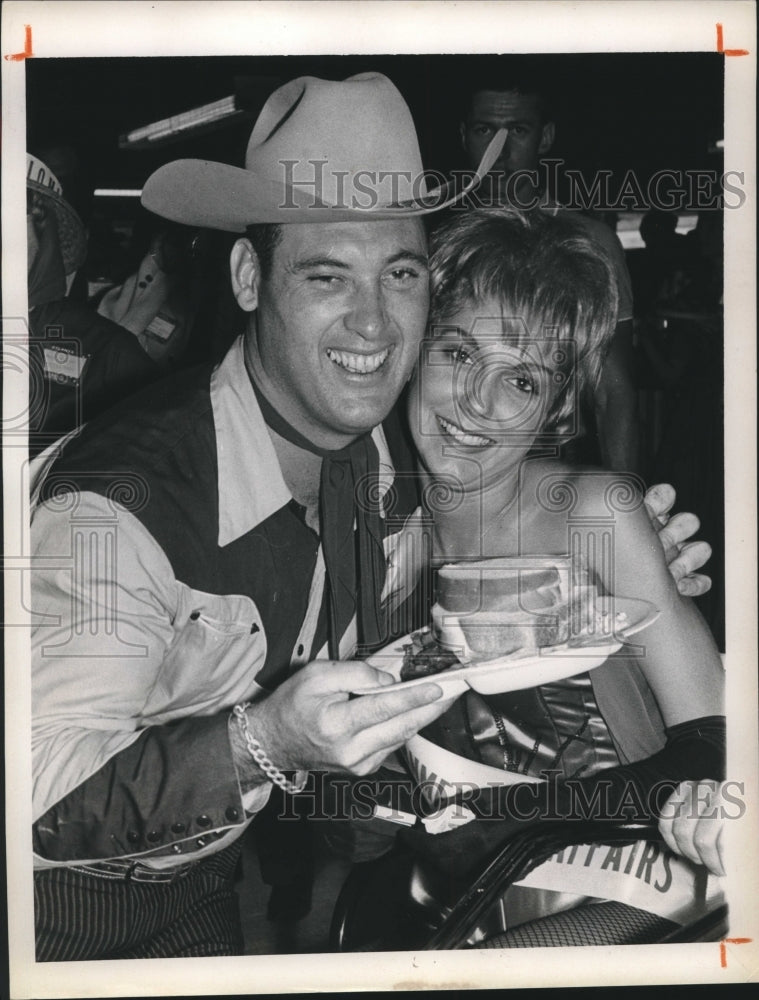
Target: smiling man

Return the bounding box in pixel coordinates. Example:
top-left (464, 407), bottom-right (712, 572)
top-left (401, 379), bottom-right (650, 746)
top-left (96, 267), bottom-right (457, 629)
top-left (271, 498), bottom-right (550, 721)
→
top-left (29, 72), bottom-right (710, 961)
top-left (29, 72), bottom-right (505, 961)
top-left (233, 220), bottom-right (430, 449)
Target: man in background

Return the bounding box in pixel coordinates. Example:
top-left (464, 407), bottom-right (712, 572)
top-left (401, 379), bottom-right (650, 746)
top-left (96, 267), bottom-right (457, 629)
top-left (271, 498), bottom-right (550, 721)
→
top-left (26, 152), bottom-right (158, 457)
top-left (457, 69), bottom-right (639, 473)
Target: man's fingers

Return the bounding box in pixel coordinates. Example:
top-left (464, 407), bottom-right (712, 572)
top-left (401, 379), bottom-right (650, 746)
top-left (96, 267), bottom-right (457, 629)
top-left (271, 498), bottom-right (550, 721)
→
top-left (298, 659), bottom-right (397, 693)
top-left (345, 682), bottom-right (445, 734)
top-left (644, 483), bottom-right (676, 524)
top-left (349, 693), bottom-right (459, 770)
top-left (658, 517), bottom-right (701, 563)
top-left (674, 572), bottom-right (713, 598)
top-left (668, 540), bottom-right (712, 583)
top-left (647, 499), bottom-right (713, 596)
top-left (661, 512), bottom-right (702, 550)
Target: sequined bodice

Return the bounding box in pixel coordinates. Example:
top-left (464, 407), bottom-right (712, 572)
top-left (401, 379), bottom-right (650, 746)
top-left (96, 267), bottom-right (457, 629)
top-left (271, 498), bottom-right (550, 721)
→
top-left (422, 671), bottom-right (621, 780)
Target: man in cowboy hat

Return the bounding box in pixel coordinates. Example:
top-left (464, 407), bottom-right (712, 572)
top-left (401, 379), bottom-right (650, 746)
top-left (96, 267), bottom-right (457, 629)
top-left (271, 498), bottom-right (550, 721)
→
top-left (29, 72), bottom-right (709, 960)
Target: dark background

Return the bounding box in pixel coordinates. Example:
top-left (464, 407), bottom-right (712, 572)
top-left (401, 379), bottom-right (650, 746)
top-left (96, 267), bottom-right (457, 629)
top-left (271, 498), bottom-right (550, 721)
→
top-left (26, 52), bottom-right (724, 201)
top-left (24, 52), bottom-right (727, 649)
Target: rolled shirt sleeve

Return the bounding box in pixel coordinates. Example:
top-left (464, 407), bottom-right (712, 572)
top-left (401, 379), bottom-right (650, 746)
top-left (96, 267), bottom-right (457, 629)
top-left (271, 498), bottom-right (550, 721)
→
top-left (32, 493), bottom-right (270, 866)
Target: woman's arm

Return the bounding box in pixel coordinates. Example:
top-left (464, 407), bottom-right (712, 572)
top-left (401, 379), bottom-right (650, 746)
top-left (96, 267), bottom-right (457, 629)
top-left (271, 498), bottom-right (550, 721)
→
top-left (575, 474), bottom-right (724, 726)
top-left (397, 474), bottom-right (726, 879)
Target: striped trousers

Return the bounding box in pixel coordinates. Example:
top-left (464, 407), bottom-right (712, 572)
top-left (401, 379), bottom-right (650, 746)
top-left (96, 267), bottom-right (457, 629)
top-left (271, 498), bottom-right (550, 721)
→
top-left (34, 843), bottom-right (245, 961)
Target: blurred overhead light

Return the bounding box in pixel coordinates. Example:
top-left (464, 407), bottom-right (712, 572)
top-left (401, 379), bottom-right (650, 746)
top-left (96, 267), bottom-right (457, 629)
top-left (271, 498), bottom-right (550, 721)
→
top-left (118, 95), bottom-right (246, 148)
top-left (94, 189), bottom-right (142, 198)
top-left (117, 77), bottom-right (281, 150)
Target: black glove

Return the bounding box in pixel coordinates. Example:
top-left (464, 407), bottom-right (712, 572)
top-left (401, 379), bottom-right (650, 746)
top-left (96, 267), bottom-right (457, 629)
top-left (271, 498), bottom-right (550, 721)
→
top-left (399, 715), bottom-right (725, 880)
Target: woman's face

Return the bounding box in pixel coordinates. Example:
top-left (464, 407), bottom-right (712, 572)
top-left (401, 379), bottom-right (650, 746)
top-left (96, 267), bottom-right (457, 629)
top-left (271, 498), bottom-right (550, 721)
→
top-left (408, 296), bottom-right (565, 493)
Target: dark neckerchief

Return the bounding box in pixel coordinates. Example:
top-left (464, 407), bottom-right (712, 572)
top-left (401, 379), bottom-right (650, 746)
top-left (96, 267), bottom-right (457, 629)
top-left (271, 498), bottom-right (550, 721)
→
top-left (249, 375), bottom-right (386, 660)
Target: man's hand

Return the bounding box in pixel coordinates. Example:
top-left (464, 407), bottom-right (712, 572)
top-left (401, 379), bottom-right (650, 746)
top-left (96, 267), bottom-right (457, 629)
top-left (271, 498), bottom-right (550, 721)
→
top-left (658, 780), bottom-right (726, 876)
top-left (232, 660), bottom-right (454, 785)
top-left (644, 483), bottom-right (712, 597)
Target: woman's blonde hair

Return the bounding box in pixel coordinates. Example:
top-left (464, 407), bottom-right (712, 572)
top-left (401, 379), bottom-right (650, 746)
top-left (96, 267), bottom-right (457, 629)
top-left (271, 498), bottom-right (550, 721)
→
top-left (429, 207), bottom-right (619, 433)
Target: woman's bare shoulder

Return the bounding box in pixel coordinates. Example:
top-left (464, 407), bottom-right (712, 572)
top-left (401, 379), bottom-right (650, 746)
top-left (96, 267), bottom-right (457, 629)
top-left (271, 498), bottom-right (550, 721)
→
top-left (520, 458), bottom-right (645, 520)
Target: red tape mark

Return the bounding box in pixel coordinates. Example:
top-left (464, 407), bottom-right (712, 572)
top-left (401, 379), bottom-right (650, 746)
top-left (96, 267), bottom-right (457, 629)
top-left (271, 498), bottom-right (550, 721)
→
top-left (4, 24), bottom-right (33, 61)
top-left (720, 937), bottom-right (752, 968)
top-left (717, 22), bottom-right (749, 56)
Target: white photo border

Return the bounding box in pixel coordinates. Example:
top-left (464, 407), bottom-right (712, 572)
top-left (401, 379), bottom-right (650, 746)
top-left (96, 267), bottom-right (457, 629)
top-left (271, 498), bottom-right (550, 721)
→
top-left (3, 1), bottom-right (757, 996)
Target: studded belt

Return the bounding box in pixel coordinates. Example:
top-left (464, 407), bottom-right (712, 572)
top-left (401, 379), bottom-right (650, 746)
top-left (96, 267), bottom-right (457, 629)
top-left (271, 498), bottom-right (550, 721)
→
top-left (69, 857), bottom-right (197, 883)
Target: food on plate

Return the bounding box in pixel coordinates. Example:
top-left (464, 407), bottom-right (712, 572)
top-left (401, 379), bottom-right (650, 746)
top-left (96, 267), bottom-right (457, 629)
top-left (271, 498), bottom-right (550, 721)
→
top-left (398, 558), bottom-right (632, 681)
top-left (432, 557), bottom-right (631, 661)
top-left (400, 628), bottom-right (462, 681)
top-left (432, 557), bottom-right (573, 659)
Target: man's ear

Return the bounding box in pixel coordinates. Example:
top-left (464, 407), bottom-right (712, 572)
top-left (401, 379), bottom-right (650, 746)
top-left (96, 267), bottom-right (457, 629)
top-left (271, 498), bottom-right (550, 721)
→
top-left (539, 121), bottom-right (556, 155)
top-left (230, 238), bottom-right (260, 312)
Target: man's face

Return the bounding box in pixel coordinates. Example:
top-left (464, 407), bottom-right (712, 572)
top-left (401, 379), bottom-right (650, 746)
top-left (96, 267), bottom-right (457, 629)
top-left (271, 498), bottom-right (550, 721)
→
top-left (242, 219), bottom-right (429, 449)
top-left (460, 90), bottom-right (555, 203)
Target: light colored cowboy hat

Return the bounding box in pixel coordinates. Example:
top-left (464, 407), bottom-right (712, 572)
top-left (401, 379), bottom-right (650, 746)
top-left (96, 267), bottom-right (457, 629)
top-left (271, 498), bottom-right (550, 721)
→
top-left (141, 72), bottom-right (507, 230)
top-left (26, 153), bottom-right (88, 274)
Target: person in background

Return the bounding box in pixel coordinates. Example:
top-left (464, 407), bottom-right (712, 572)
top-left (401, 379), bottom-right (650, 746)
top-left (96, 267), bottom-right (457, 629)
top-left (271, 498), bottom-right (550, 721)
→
top-left (29, 141), bottom-right (95, 303)
top-left (26, 152), bottom-right (159, 458)
top-left (95, 216), bottom-right (221, 372)
top-left (637, 209), bottom-right (699, 313)
top-left (456, 68), bottom-right (639, 474)
top-left (29, 74), bottom-right (712, 961)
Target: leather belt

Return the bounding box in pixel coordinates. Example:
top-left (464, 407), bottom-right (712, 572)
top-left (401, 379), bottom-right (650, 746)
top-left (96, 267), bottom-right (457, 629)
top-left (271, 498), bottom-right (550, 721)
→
top-left (70, 857), bottom-right (197, 883)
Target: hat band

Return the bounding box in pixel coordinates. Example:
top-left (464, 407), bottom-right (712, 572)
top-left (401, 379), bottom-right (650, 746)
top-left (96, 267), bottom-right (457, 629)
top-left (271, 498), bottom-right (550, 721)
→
top-left (27, 155), bottom-right (64, 198)
top-left (255, 129), bottom-right (508, 216)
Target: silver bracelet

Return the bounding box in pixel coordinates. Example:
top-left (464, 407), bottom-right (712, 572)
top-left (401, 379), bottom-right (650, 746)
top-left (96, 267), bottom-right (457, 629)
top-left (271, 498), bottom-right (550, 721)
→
top-left (233, 703), bottom-right (308, 795)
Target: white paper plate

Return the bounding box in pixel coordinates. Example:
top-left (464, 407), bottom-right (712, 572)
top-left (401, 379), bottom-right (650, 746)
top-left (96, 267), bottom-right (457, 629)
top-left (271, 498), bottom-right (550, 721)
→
top-left (355, 596), bottom-right (660, 696)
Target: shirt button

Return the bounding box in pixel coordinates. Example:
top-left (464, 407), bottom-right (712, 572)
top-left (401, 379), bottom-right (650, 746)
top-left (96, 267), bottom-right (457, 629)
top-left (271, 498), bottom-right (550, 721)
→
top-left (146, 830), bottom-right (161, 843)
top-left (225, 806), bottom-right (240, 823)
top-left (171, 822), bottom-right (186, 834)
top-left (126, 830), bottom-right (140, 844)
top-left (196, 815), bottom-right (212, 828)
top-left (196, 837), bottom-right (208, 848)
top-left (296, 645), bottom-right (304, 657)
top-left (172, 843), bottom-right (183, 854)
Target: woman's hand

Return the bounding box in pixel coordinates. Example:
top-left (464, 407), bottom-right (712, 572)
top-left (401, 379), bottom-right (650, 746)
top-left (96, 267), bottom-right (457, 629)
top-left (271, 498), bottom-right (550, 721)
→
top-left (658, 779), bottom-right (726, 876)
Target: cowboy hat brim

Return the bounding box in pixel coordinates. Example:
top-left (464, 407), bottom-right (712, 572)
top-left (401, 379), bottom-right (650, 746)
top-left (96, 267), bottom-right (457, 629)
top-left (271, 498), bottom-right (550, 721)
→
top-left (141, 127), bottom-right (508, 231)
top-left (141, 72), bottom-right (507, 230)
